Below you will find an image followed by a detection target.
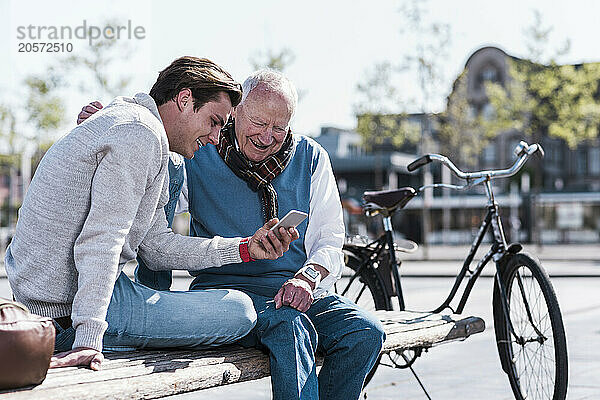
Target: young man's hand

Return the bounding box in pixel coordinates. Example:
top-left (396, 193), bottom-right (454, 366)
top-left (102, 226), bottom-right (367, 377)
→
top-left (77, 101), bottom-right (103, 124)
top-left (248, 219), bottom-right (299, 260)
top-left (50, 347), bottom-right (104, 370)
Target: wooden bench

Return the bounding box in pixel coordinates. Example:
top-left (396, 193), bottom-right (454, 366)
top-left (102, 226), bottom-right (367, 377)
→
top-left (1, 311), bottom-right (484, 400)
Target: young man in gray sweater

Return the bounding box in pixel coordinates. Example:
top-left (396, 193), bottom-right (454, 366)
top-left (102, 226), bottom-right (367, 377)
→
top-left (5, 57), bottom-right (297, 370)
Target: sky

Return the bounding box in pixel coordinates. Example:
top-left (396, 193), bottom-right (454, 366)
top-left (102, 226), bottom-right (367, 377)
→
top-left (2, 0), bottom-right (600, 139)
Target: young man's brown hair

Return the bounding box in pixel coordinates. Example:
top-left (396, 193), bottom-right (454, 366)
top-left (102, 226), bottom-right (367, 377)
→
top-left (149, 57), bottom-right (242, 111)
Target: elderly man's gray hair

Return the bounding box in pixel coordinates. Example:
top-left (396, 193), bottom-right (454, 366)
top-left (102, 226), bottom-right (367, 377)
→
top-left (241, 69), bottom-right (298, 116)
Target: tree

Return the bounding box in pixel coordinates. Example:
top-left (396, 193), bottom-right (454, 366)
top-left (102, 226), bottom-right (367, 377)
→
top-left (249, 48), bottom-right (295, 72)
top-left (354, 62), bottom-right (420, 151)
top-left (353, 0), bottom-right (452, 248)
top-left (485, 59), bottom-right (600, 148)
top-left (0, 106), bottom-right (20, 155)
top-left (24, 25), bottom-right (136, 169)
top-left (547, 63), bottom-right (600, 147)
top-left (398, 0), bottom-right (450, 115)
top-left (355, 62), bottom-right (404, 116)
top-left (249, 47), bottom-right (306, 104)
top-left (0, 21), bottom-right (135, 227)
top-left (0, 105), bottom-right (23, 227)
top-left (0, 70), bottom-right (65, 154)
top-left (481, 11), bottom-right (600, 244)
top-left (484, 11), bottom-right (600, 148)
top-left (0, 72), bottom-right (67, 227)
top-left (24, 69), bottom-right (66, 146)
top-left (354, 0), bottom-right (451, 151)
top-left (64, 37), bottom-right (132, 99)
top-left (438, 70), bottom-right (489, 169)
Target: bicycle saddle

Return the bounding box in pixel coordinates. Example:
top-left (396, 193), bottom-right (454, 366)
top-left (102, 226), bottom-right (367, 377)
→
top-left (363, 187), bottom-right (417, 211)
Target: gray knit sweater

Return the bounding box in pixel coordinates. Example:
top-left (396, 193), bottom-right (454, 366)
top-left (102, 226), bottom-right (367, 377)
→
top-left (5, 93), bottom-right (242, 351)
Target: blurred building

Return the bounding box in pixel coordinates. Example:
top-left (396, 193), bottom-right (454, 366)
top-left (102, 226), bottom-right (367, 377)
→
top-left (315, 46), bottom-right (600, 245)
top-left (316, 126), bottom-right (423, 241)
top-left (0, 157), bottom-right (26, 248)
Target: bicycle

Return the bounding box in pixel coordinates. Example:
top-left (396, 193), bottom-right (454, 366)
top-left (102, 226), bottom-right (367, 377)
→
top-left (336, 141), bottom-right (568, 400)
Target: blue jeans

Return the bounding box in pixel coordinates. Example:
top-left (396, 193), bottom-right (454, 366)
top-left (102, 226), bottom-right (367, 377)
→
top-left (55, 272), bottom-right (257, 352)
top-left (238, 292), bottom-right (385, 400)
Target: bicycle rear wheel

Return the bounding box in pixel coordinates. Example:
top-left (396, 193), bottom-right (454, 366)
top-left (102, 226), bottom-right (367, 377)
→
top-left (337, 250), bottom-right (392, 311)
top-left (493, 253), bottom-right (568, 400)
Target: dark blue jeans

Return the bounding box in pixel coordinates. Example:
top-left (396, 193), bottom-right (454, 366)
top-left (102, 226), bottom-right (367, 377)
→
top-left (239, 292), bottom-right (385, 400)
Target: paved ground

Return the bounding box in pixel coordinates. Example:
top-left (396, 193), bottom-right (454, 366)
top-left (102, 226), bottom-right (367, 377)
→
top-left (1, 245), bottom-right (598, 399)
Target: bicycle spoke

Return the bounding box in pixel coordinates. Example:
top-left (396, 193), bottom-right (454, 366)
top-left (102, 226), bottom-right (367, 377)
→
top-left (504, 262), bottom-right (559, 400)
top-left (517, 270), bottom-right (544, 339)
top-left (354, 283), bottom-right (368, 304)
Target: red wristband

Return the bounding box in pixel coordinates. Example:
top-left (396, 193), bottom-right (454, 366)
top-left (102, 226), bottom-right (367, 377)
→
top-left (240, 237), bottom-right (255, 263)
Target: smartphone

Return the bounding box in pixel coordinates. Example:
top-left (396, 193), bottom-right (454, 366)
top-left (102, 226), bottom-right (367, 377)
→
top-left (269, 210), bottom-right (308, 238)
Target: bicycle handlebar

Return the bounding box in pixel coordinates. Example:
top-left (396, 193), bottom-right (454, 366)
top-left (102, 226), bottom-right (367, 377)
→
top-left (407, 155), bottom-right (432, 172)
top-left (408, 141), bottom-right (544, 184)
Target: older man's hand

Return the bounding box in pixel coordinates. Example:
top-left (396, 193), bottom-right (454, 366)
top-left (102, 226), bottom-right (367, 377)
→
top-left (274, 278), bottom-right (314, 312)
top-left (77, 101), bottom-right (103, 124)
top-left (248, 218), bottom-right (299, 260)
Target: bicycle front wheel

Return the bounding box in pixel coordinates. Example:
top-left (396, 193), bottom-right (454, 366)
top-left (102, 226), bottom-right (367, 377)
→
top-left (493, 253), bottom-right (568, 400)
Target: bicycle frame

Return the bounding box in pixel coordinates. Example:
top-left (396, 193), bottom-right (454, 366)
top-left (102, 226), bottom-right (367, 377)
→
top-left (344, 178), bottom-right (537, 343)
top-left (342, 142), bottom-right (546, 341)
top-left (342, 177), bottom-right (511, 313)
top-left (431, 178), bottom-right (509, 314)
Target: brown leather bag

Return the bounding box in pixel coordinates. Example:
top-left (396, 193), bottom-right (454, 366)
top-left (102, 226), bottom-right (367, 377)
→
top-left (0, 298), bottom-right (55, 390)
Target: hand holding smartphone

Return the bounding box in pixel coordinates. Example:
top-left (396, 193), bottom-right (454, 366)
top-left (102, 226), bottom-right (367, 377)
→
top-left (269, 210), bottom-right (308, 238)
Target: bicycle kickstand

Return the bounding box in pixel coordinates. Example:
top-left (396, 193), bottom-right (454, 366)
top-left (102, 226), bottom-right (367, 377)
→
top-left (401, 352), bottom-right (433, 400)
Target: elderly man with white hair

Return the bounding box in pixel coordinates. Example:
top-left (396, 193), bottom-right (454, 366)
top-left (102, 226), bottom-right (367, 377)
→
top-left (183, 69), bottom-right (385, 400)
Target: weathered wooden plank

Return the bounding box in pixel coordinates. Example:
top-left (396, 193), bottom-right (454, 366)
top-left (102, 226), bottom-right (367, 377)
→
top-left (0, 311), bottom-right (485, 400)
top-left (32, 347), bottom-right (264, 388)
top-left (3, 349), bottom-right (271, 400)
top-left (375, 311), bottom-right (485, 351)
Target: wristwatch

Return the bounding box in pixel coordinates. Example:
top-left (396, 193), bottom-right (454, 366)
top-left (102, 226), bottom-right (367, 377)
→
top-left (298, 265), bottom-right (321, 288)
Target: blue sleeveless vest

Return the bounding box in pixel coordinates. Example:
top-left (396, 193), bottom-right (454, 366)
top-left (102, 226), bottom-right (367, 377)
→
top-left (134, 154), bottom-right (185, 290)
top-left (187, 136), bottom-right (320, 297)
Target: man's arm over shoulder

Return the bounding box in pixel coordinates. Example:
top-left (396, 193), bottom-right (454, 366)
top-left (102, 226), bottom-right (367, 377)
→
top-left (71, 122), bottom-right (164, 351)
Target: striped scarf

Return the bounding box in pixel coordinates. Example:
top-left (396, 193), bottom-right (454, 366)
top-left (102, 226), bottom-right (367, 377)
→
top-left (217, 119), bottom-right (294, 222)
